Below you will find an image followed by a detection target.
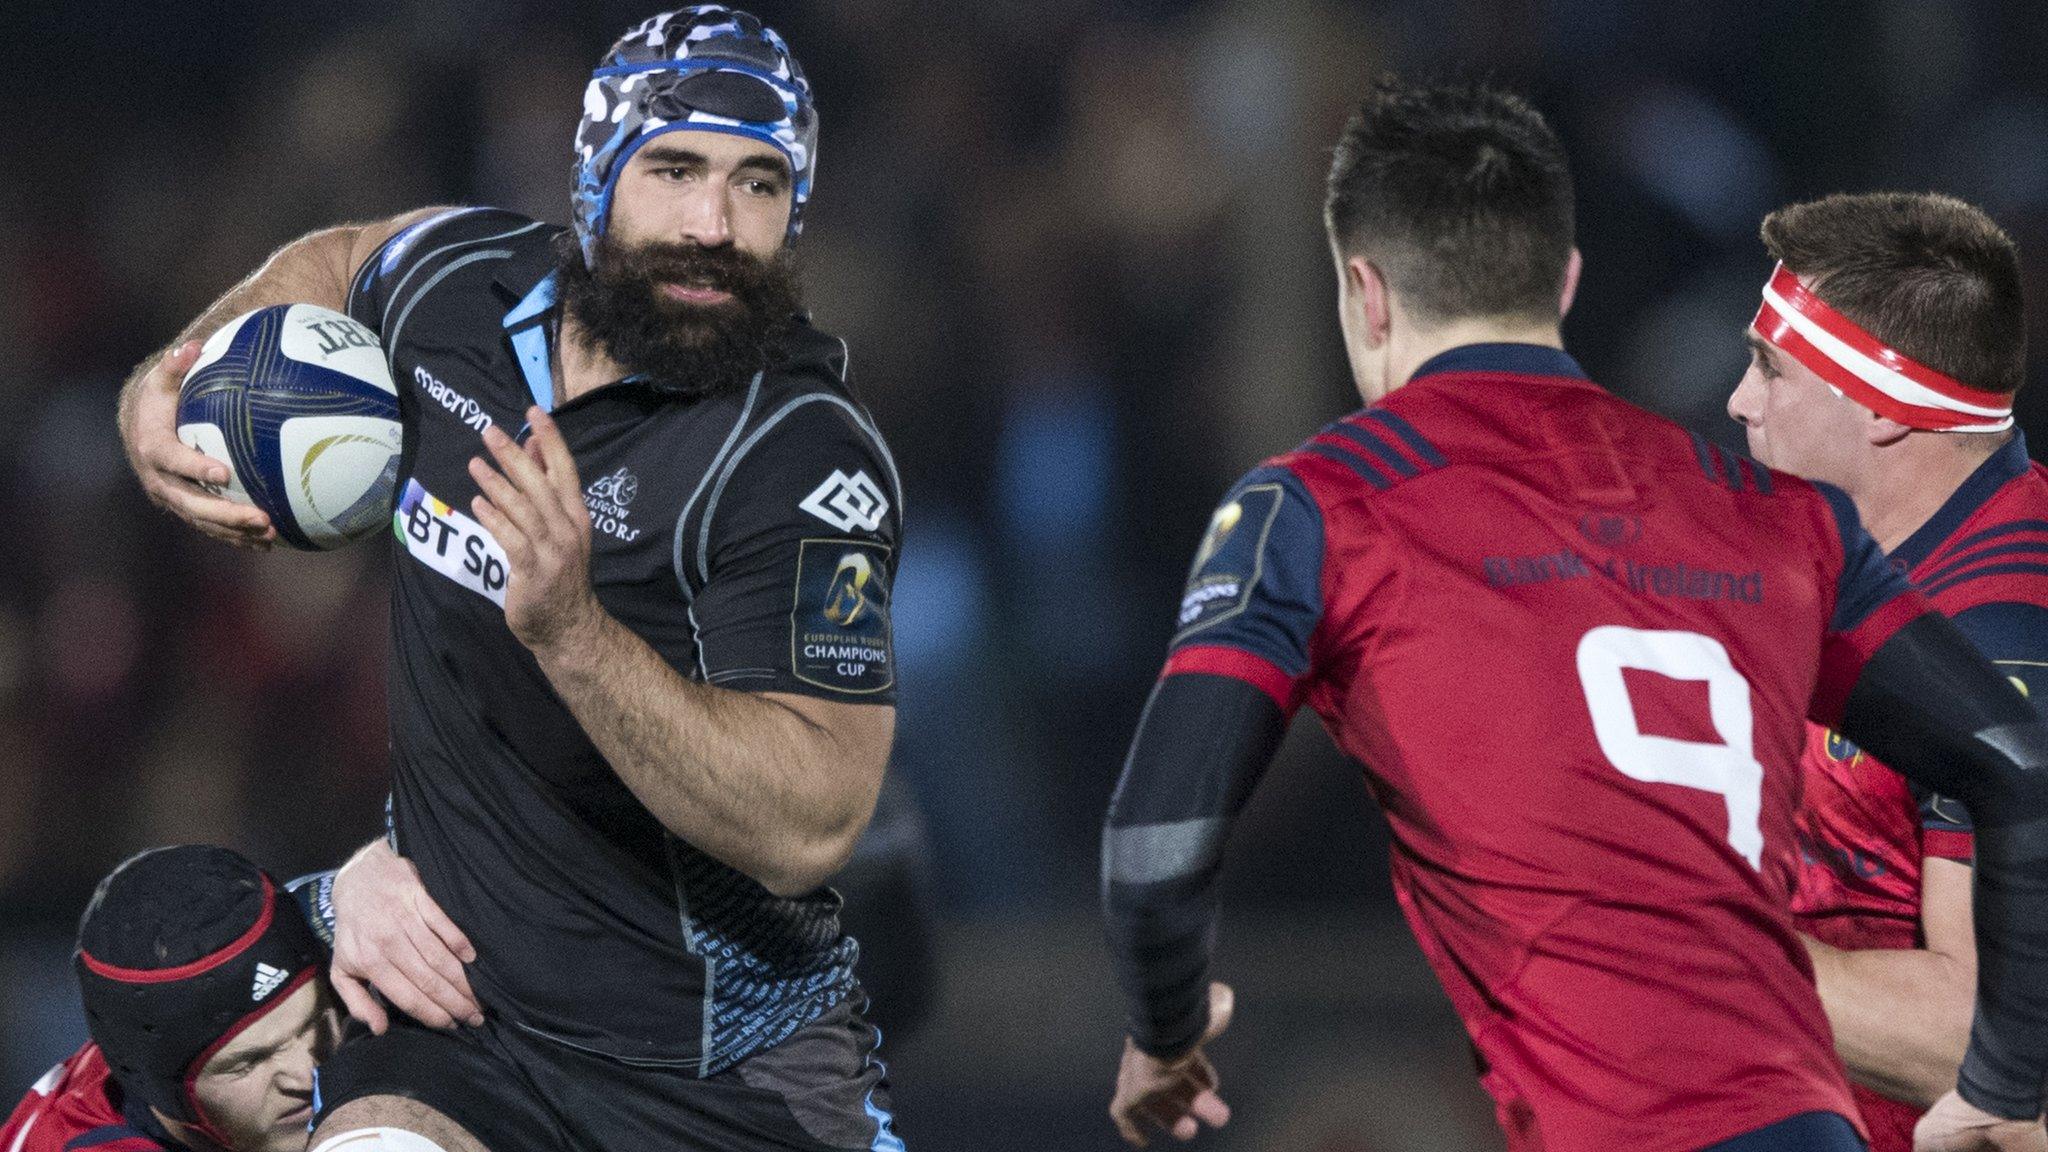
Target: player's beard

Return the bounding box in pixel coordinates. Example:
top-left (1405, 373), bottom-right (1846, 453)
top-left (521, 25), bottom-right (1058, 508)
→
top-left (556, 232), bottom-right (802, 400)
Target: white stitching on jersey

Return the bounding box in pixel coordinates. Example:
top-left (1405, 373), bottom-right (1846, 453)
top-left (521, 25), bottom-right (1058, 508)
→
top-left (671, 370), bottom-right (765, 606)
top-left (386, 249), bottom-right (517, 354)
top-left (695, 392), bottom-right (898, 585)
top-left (378, 219), bottom-right (546, 335)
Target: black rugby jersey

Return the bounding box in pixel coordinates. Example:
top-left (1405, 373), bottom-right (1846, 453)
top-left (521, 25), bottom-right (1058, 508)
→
top-left (343, 207), bottom-right (901, 1071)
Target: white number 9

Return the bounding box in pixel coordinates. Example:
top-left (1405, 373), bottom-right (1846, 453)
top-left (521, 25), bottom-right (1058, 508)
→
top-left (1575, 625), bottom-right (1766, 869)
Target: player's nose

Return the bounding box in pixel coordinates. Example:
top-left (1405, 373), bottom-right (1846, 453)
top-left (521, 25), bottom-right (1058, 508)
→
top-left (1727, 370), bottom-right (1763, 428)
top-left (678, 186), bottom-right (733, 248)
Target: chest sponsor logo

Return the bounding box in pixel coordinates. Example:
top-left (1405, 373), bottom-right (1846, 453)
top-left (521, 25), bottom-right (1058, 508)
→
top-left (413, 365), bottom-right (492, 431)
top-left (792, 539), bottom-right (893, 693)
top-left (584, 467), bottom-right (642, 544)
top-left (1175, 483), bottom-right (1283, 639)
top-left (799, 469), bottom-right (889, 533)
top-left (395, 478), bottom-right (509, 606)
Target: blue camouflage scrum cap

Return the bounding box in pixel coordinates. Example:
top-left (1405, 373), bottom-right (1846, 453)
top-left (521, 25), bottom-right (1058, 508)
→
top-left (573, 6), bottom-right (818, 264)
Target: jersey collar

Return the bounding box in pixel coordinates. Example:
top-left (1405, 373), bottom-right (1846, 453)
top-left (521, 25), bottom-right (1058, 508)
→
top-left (1889, 431), bottom-right (2034, 571)
top-left (1407, 342), bottom-right (1589, 386)
top-left (502, 272), bottom-right (559, 413)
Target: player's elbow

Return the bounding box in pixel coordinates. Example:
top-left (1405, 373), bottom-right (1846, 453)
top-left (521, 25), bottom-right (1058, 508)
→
top-left (752, 830), bottom-right (859, 899)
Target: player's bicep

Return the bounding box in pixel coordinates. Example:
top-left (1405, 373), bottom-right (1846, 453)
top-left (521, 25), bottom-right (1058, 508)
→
top-left (687, 400), bottom-right (900, 703)
top-left (1162, 466), bottom-right (1326, 712)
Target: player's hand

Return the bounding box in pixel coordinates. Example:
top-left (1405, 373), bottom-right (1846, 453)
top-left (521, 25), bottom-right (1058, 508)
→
top-left (1916, 1091), bottom-right (2048, 1152)
top-left (118, 340), bottom-right (277, 549)
top-left (329, 839), bottom-right (483, 1033)
top-left (469, 407), bottom-right (602, 653)
top-left (1109, 982), bottom-right (1235, 1147)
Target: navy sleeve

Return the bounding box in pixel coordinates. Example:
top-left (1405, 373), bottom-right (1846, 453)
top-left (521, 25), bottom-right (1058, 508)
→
top-left (687, 398), bottom-right (901, 703)
top-left (1161, 465), bottom-right (1326, 710)
top-left (1098, 465), bottom-right (1326, 1058)
top-left (1922, 602), bottom-right (2048, 853)
top-left (1812, 481), bottom-right (1931, 726)
top-left (345, 207), bottom-right (546, 338)
top-left (1817, 482), bottom-right (1914, 635)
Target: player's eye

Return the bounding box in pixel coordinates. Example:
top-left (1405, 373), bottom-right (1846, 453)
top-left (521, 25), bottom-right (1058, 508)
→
top-left (1751, 349), bottom-right (1779, 380)
top-left (739, 177), bottom-right (784, 197)
top-left (655, 166), bottom-right (694, 182)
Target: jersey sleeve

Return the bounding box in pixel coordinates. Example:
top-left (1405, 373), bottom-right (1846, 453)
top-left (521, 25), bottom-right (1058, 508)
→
top-left (345, 207), bottom-right (542, 337)
top-left (1811, 481), bottom-right (1934, 726)
top-left (684, 397), bottom-right (900, 703)
top-left (1159, 464), bottom-right (1326, 712)
top-left (285, 870), bottom-right (338, 948)
top-left (1920, 602), bottom-right (2048, 862)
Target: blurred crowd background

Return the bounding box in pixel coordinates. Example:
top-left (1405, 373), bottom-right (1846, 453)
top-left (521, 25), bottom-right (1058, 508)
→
top-left (4, 2), bottom-right (2048, 1149)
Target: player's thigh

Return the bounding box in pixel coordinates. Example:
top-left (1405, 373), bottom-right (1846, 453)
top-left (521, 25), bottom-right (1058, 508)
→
top-left (310, 1096), bottom-right (489, 1152)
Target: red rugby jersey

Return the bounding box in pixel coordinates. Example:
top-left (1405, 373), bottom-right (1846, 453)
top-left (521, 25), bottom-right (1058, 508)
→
top-left (1166, 344), bottom-right (1926, 1152)
top-left (1785, 433), bottom-right (2048, 1152)
top-left (1, 1044), bottom-right (168, 1152)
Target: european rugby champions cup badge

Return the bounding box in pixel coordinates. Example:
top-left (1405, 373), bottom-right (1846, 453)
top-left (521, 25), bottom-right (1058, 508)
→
top-left (1176, 484), bottom-right (1284, 638)
top-left (792, 540), bottom-right (894, 692)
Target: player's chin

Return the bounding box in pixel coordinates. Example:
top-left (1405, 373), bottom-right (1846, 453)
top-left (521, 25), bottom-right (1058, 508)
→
top-left (1742, 429), bottom-right (1774, 469)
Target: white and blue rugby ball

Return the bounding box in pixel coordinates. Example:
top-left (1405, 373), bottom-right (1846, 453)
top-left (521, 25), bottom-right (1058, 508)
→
top-left (177, 303), bottom-right (402, 551)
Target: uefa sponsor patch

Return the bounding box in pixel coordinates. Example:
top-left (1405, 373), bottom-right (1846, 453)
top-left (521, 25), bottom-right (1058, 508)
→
top-left (791, 539), bottom-right (893, 693)
top-left (394, 478), bottom-right (510, 607)
top-left (1174, 483), bottom-right (1284, 640)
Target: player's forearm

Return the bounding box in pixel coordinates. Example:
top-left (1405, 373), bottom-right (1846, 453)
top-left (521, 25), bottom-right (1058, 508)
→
top-left (117, 226), bottom-right (362, 442)
top-left (1839, 613), bottom-right (2048, 1117)
top-left (532, 607), bottom-right (885, 897)
top-left (1803, 934), bottom-right (1975, 1106)
top-left (1103, 672), bottom-right (1286, 1057)
top-left (117, 208), bottom-right (453, 452)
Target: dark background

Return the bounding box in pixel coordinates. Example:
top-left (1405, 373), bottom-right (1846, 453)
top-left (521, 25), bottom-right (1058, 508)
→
top-left (3, 3), bottom-right (2046, 1149)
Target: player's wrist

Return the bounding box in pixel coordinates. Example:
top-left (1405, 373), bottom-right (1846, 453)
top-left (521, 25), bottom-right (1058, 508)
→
top-left (523, 594), bottom-right (614, 672)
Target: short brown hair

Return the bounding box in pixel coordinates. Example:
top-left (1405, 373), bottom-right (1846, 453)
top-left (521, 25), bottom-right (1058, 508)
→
top-left (1325, 78), bottom-right (1575, 326)
top-left (1761, 192), bottom-right (2026, 396)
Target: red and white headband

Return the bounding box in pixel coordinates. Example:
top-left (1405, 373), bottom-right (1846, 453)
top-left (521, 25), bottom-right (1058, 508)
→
top-left (1752, 262), bottom-right (2013, 433)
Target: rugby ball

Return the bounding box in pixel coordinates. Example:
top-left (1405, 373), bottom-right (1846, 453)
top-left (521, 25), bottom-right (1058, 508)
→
top-left (177, 304), bottom-right (402, 551)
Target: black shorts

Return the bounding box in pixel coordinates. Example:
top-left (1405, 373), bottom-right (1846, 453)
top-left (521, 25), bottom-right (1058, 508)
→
top-left (311, 1000), bottom-right (903, 1152)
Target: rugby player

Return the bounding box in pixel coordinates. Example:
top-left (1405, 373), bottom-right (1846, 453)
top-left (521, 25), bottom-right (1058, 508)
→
top-left (2, 846), bottom-right (339, 1152)
top-left (1100, 79), bottom-right (2048, 1151)
top-left (116, 9), bottom-right (905, 1152)
top-left (1728, 192), bottom-right (2048, 1152)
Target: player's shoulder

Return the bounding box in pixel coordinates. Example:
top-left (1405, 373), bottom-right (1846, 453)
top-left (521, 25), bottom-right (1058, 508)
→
top-left (683, 319), bottom-right (898, 572)
top-left (1913, 458), bottom-right (2048, 610)
top-left (1269, 403), bottom-right (1450, 503)
top-left (3, 1045), bottom-right (160, 1152)
top-left (348, 207), bottom-right (562, 342)
top-left (734, 318), bottom-right (890, 471)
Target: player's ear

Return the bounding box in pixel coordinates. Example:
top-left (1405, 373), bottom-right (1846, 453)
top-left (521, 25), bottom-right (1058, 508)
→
top-left (1559, 248), bottom-right (1583, 319)
top-left (1866, 409), bottom-right (1913, 448)
top-left (1352, 256), bottom-right (1392, 347)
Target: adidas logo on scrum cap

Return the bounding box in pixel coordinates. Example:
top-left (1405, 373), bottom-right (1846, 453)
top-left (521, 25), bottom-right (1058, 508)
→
top-left (251, 962), bottom-right (291, 1002)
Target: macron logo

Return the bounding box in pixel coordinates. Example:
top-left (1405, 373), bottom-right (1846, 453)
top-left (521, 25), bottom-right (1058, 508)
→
top-left (251, 963), bottom-right (290, 1003)
top-left (799, 470), bottom-right (888, 533)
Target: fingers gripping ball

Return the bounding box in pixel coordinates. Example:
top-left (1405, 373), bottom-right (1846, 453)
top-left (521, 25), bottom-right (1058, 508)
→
top-left (177, 304), bottom-right (402, 550)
